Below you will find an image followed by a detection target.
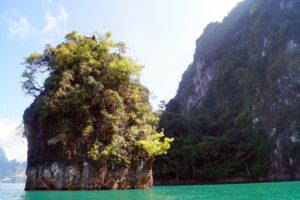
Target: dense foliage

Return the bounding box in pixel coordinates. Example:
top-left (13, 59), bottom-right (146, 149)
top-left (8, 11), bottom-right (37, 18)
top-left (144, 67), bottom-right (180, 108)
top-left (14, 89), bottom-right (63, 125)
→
top-left (155, 0), bottom-right (300, 181)
top-left (22, 32), bottom-right (172, 168)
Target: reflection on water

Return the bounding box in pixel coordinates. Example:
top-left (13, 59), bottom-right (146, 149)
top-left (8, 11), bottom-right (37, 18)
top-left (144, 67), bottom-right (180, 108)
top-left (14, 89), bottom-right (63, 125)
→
top-left (2, 181), bottom-right (300, 200)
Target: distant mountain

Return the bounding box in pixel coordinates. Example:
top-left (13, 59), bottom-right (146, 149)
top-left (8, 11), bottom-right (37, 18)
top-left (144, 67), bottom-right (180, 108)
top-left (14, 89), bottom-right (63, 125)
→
top-left (0, 147), bottom-right (26, 183)
top-left (0, 147), bottom-right (8, 163)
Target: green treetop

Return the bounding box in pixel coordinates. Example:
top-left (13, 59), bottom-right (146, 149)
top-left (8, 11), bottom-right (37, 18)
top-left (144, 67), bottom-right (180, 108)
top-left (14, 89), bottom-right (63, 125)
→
top-left (22, 31), bottom-right (173, 167)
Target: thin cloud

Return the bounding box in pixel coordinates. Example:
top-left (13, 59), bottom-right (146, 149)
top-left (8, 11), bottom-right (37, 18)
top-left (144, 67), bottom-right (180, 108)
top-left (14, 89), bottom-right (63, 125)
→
top-left (42, 5), bottom-right (69, 34)
top-left (8, 16), bottom-right (33, 40)
top-left (6, 4), bottom-right (69, 42)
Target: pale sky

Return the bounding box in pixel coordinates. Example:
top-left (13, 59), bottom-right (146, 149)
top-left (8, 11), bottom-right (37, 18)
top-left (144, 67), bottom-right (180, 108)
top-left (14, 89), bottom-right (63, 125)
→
top-left (0, 0), bottom-right (242, 162)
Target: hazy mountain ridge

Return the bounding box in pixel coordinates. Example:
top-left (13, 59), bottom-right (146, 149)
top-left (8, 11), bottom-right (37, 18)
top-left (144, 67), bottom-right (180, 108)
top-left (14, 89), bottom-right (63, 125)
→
top-left (0, 147), bottom-right (26, 183)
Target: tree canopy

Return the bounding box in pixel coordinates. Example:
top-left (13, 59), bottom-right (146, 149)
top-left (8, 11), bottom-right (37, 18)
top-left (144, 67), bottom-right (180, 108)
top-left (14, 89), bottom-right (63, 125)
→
top-left (22, 31), bottom-right (173, 167)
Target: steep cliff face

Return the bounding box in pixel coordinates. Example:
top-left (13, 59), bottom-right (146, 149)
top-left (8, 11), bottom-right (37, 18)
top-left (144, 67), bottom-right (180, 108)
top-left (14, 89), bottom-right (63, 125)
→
top-left (25, 115), bottom-right (152, 190)
top-left (175, 61), bottom-right (217, 113)
top-left (175, 0), bottom-right (253, 113)
top-left (156, 0), bottom-right (300, 181)
top-left (23, 32), bottom-right (172, 190)
top-left (25, 111), bottom-right (152, 190)
top-left (25, 161), bottom-right (152, 190)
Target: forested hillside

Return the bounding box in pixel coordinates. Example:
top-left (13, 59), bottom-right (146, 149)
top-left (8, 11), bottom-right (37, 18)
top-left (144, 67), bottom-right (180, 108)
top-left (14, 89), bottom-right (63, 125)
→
top-left (155, 0), bottom-right (300, 181)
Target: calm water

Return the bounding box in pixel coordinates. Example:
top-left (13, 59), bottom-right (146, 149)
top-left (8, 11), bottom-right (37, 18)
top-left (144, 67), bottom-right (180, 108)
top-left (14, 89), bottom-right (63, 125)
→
top-left (1, 181), bottom-right (300, 200)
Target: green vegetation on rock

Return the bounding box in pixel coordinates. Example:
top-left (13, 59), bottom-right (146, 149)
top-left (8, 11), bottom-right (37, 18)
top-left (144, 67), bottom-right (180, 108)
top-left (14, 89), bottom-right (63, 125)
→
top-left (155, 0), bottom-right (300, 181)
top-left (22, 31), bottom-right (172, 169)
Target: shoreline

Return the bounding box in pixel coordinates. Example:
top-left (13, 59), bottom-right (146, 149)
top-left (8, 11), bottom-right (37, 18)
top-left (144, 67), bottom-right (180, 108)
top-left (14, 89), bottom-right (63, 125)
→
top-left (154, 176), bottom-right (300, 186)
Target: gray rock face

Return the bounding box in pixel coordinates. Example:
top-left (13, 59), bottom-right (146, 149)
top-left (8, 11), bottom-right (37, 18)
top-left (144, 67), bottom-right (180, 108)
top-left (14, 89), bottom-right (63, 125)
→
top-left (175, 60), bottom-right (217, 113)
top-left (251, 67), bottom-right (300, 177)
top-left (25, 161), bottom-right (152, 190)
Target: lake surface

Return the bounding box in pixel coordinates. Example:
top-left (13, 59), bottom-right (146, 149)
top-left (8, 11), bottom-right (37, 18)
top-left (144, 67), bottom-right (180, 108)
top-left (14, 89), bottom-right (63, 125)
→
top-left (1, 181), bottom-right (300, 200)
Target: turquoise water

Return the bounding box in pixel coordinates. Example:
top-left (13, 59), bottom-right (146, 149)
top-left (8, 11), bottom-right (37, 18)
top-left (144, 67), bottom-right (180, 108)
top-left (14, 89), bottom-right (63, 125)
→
top-left (1, 181), bottom-right (300, 200)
